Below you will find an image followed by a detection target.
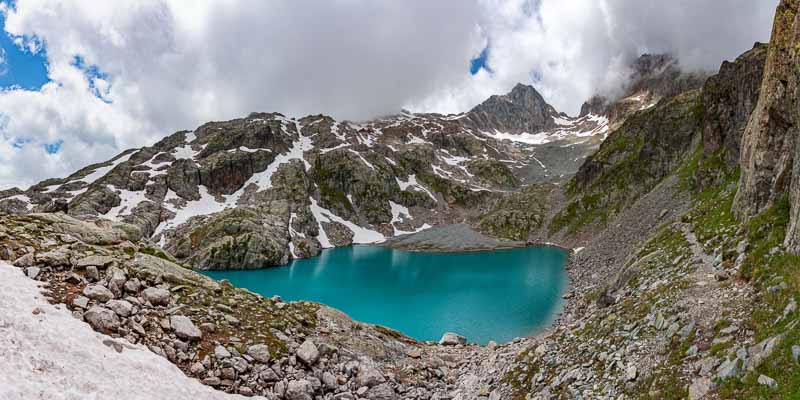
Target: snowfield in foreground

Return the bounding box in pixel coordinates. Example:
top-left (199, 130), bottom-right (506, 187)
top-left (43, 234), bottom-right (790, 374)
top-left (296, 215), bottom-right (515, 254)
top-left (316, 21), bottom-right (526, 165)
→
top-left (0, 262), bottom-right (249, 400)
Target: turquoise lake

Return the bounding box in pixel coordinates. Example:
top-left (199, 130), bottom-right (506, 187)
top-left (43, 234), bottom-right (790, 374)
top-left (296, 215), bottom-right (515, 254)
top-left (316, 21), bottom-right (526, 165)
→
top-left (202, 246), bottom-right (568, 344)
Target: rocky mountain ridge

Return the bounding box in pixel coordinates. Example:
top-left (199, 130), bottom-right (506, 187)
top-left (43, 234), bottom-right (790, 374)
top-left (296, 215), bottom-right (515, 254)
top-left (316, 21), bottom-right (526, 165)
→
top-left (0, 84), bottom-right (610, 270)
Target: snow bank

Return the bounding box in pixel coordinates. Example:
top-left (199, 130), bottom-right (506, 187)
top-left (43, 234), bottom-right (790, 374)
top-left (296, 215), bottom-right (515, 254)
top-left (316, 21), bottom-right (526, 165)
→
top-left (0, 262), bottom-right (249, 400)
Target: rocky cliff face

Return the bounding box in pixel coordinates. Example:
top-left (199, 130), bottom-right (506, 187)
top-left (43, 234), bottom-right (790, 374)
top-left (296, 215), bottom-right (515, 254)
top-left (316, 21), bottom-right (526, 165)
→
top-left (732, 0), bottom-right (800, 254)
top-left (734, 0), bottom-right (799, 221)
top-left (701, 43), bottom-right (768, 171)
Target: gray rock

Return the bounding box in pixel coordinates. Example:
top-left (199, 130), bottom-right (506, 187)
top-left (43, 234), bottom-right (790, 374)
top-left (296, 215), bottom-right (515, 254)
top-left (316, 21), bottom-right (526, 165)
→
top-left (13, 253), bottom-right (34, 268)
top-left (356, 365), bottom-right (386, 388)
top-left (322, 371), bottom-right (337, 391)
top-left (106, 266), bottom-right (127, 298)
top-left (719, 325), bottom-right (739, 335)
top-left (296, 340), bottom-right (319, 366)
top-left (26, 266), bottom-right (41, 279)
top-left (64, 272), bottom-right (85, 285)
top-left (123, 278), bottom-right (142, 293)
top-left (83, 284), bottom-right (114, 302)
top-left (37, 247), bottom-right (71, 267)
top-left (439, 332), bottom-right (466, 346)
top-left (758, 374), bottom-right (778, 389)
top-left (625, 365), bottom-right (637, 381)
top-left (142, 287), bottom-right (171, 306)
top-left (83, 306), bottom-right (121, 333)
top-left (106, 299), bottom-right (133, 317)
top-left (74, 255), bottom-right (116, 269)
top-left (189, 362), bottom-right (205, 376)
top-left (714, 270), bottom-right (730, 281)
top-left (85, 265), bottom-right (100, 281)
top-left (665, 322), bottom-right (680, 338)
top-left (367, 383), bottom-right (397, 400)
top-left (246, 344), bottom-right (270, 363)
top-left (679, 321), bottom-right (696, 339)
top-left (688, 377), bottom-right (714, 400)
top-left (747, 335), bottom-right (783, 371)
top-left (259, 368), bottom-right (279, 382)
top-left (214, 345), bottom-right (231, 359)
top-left (170, 315), bottom-right (202, 341)
top-left (716, 358), bottom-right (741, 379)
top-left (72, 295), bottom-right (90, 309)
top-left (285, 379), bottom-right (313, 400)
top-left (792, 345), bottom-right (800, 363)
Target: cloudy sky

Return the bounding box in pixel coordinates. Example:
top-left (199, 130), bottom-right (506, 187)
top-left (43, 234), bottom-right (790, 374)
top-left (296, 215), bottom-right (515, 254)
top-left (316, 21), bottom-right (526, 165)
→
top-left (0, 0), bottom-right (777, 189)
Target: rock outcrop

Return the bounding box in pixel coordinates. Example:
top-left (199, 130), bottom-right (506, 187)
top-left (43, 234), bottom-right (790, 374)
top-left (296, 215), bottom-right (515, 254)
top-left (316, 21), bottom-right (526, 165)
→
top-left (735, 0), bottom-right (799, 222)
top-left (702, 43), bottom-right (768, 170)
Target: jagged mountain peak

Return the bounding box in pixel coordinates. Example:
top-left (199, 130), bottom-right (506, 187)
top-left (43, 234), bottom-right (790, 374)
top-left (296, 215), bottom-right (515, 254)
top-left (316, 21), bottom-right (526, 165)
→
top-left (465, 82), bottom-right (561, 134)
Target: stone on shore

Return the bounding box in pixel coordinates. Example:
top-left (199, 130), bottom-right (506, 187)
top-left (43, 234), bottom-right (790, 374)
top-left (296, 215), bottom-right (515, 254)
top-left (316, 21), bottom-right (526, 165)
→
top-left (439, 332), bottom-right (466, 346)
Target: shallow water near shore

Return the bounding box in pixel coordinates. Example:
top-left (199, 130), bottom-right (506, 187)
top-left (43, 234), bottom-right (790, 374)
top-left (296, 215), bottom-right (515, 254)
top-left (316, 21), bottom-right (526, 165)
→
top-left (202, 246), bottom-right (568, 344)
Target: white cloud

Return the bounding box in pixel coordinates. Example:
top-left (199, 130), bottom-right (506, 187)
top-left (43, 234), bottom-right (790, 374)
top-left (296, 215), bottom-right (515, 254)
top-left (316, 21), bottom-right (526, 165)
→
top-left (412, 0), bottom-right (777, 116)
top-left (0, 0), bottom-right (777, 189)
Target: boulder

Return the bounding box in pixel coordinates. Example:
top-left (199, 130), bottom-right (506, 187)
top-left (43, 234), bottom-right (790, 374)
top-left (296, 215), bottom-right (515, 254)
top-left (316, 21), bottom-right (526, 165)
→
top-left (83, 284), bottom-right (114, 302)
top-left (285, 379), bottom-right (313, 400)
top-left (296, 340), bottom-right (319, 366)
top-left (74, 255), bottom-right (117, 269)
top-left (366, 383), bottom-right (397, 400)
top-left (106, 266), bottom-right (127, 298)
top-left (26, 267), bottom-right (41, 280)
top-left (72, 295), bottom-right (90, 309)
top-left (356, 365), bottom-right (386, 388)
top-left (85, 265), bottom-right (100, 281)
top-left (142, 287), bottom-right (171, 306)
top-left (688, 377), bottom-right (714, 400)
top-left (439, 332), bottom-right (466, 346)
top-left (13, 253), bottom-right (34, 268)
top-left (106, 299), bottom-right (133, 317)
top-left (214, 345), bottom-right (231, 359)
top-left (84, 306), bottom-right (121, 333)
top-left (36, 247), bottom-right (71, 267)
top-left (246, 344), bottom-right (270, 363)
top-left (170, 315), bottom-right (202, 341)
top-left (758, 374), bottom-right (778, 389)
top-left (124, 278), bottom-right (142, 293)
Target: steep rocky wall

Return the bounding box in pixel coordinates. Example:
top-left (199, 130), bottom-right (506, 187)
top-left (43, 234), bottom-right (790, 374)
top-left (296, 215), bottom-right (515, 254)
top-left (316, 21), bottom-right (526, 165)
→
top-left (784, 2), bottom-right (800, 252)
top-left (734, 0), bottom-right (799, 222)
top-left (702, 43), bottom-right (768, 169)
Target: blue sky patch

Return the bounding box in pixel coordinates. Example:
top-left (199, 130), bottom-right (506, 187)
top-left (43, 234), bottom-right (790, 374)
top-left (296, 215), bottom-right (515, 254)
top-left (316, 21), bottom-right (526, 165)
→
top-left (0, 3), bottom-right (49, 90)
top-left (43, 139), bottom-right (63, 154)
top-left (470, 45), bottom-right (492, 75)
top-left (72, 55), bottom-right (112, 103)
top-left (11, 136), bottom-right (30, 149)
